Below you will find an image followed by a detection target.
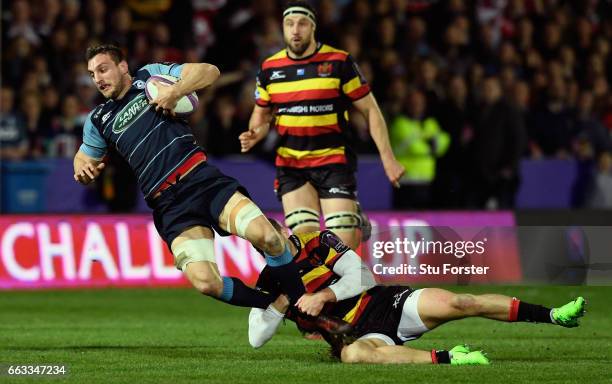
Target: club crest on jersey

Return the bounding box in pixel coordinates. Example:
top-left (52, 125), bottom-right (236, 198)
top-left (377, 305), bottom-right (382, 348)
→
top-left (112, 94), bottom-right (149, 133)
top-left (317, 62), bottom-right (333, 77)
top-left (133, 80), bottom-right (145, 89)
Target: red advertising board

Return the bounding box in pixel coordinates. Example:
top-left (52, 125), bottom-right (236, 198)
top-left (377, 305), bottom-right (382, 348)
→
top-left (0, 212), bottom-right (521, 289)
top-left (0, 216), bottom-right (264, 289)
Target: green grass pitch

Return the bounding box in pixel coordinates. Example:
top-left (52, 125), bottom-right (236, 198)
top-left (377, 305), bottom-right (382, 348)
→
top-left (0, 286), bottom-right (610, 384)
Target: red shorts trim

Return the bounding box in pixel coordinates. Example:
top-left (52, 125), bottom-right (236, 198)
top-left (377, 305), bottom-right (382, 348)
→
top-left (152, 152), bottom-right (207, 197)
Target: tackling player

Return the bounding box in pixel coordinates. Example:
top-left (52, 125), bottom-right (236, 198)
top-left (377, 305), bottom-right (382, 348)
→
top-left (248, 220), bottom-right (586, 365)
top-left (75, 44), bottom-right (316, 318)
top-left (240, 1), bottom-right (404, 249)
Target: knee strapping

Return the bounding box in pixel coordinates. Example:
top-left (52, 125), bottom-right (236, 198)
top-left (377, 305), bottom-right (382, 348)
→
top-left (171, 238), bottom-right (215, 271)
top-left (234, 201), bottom-right (264, 238)
top-left (285, 208), bottom-right (320, 231)
top-left (324, 211), bottom-right (362, 232)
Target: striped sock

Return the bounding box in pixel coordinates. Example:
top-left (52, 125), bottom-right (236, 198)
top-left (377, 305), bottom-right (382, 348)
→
top-left (431, 350), bottom-right (451, 364)
top-left (509, 298), bottom-right (553, 323)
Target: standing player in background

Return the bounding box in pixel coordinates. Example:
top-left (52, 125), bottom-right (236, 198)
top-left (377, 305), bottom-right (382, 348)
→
top-left (240, 1), bottom-right (405, 249)
top-left (73, 44), bottom-right (321, 321)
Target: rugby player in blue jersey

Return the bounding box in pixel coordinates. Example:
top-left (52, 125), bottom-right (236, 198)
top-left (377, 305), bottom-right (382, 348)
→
top-left (73, 44), bottom-right (348, 330)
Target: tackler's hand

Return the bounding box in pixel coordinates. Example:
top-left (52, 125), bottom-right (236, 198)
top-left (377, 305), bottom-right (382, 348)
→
top-left (296, 292), bottom-right (327, 317)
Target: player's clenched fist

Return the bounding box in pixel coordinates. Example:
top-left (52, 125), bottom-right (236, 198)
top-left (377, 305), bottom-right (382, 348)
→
top-left (296, 293), bottom-right (325, 316)
top-left (74, 162), bottom-right (106, 185)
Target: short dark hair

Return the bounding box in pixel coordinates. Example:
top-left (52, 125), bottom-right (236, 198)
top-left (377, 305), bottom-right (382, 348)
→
top-left (85, 44), bottom-right (125, 63)
top-left (283, 1), bottom-right (317, 21)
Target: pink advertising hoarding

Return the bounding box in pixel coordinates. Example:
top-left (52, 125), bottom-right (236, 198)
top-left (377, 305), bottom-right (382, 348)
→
top-left (0, 212), bottom-right (521, 289)
top-left (362, 212), bottom-right (521, 284)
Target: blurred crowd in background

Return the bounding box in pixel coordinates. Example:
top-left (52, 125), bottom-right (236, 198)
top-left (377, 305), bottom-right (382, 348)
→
top-left (1, 0), bottom-right (611, 209)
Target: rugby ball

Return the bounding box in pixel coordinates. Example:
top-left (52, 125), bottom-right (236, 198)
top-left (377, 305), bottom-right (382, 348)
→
top-left (144, 74), bottom-right (198, 117)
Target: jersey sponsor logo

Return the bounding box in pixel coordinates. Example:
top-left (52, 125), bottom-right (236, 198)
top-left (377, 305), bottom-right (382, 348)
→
top-left (309, 104), bottom-right (334, 113)
top-left (317, 62), bottom-right (333, 77)
top-left (133, 80), bottom-right (145, 89)
top-left (270, 70), bottom-right (286, 80)
top-left (112, 94), bottom-right (150, 134)
top-left (277, 104), bottom-right (334, 114)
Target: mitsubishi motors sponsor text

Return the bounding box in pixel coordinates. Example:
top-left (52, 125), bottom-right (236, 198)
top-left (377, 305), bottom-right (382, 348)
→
top-left (277, 104), bottom-right (334, 114)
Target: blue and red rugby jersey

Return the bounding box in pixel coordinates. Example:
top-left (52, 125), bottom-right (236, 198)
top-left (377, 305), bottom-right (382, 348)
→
top-left (79, 63), bottom-right (205, 200)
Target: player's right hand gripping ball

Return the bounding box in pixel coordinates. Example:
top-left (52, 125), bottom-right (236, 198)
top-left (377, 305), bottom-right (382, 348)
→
top-left (145, 74), bottom-right (198, 117)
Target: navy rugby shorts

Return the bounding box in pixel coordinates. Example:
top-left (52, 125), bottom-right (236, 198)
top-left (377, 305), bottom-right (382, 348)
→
top-left (274, 164), bottom-right (357, 200)
top-left (147, 162), bottom-right (248, 247)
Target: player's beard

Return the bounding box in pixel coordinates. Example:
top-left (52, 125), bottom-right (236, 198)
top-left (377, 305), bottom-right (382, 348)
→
top-left (286, 35), bottom-right (312, 57)
top-left (103, 75), bottom-right (127, 100)
top-left (106, 85), bottom-right (121, 100)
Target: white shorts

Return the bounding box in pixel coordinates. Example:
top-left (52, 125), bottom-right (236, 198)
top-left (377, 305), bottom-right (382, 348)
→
top-left (358, 288), bottom-right (430, 346)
